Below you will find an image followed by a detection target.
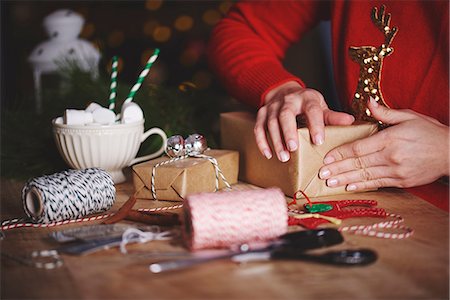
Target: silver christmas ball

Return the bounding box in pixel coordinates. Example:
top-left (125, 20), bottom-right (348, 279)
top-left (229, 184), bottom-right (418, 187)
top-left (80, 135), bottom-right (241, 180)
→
top-left (166, 135), bottom-right (185, 157)
top-left (185, 133), bottom-right (207, 155)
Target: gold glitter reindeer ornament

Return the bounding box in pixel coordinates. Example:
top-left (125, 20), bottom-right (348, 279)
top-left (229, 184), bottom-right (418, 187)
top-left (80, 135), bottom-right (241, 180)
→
top-left (349, 5), bottom-right (398, 125)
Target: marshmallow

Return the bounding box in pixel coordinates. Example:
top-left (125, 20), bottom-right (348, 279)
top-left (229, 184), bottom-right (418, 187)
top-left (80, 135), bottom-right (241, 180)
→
top-left (85, 102), bottom-right (104, 113)
top-left (64, 109), bottom-right (94, 125)
top-left (54, 116), bottom-right (64, 124)
top-left (120, 102), bottom-right (144, 124)
top-left (92, 107), bottom-right (116, 125)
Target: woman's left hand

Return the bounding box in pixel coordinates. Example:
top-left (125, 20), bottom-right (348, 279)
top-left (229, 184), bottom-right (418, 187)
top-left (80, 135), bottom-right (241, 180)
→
top-left (318, 98), bottom-right (449, 191)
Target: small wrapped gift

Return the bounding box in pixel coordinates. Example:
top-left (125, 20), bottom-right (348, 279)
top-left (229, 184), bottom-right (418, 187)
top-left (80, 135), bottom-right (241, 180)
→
top-left (220, 111), bottom-right (378, 198)
top-left (132, 149), bottom-right (239, 201)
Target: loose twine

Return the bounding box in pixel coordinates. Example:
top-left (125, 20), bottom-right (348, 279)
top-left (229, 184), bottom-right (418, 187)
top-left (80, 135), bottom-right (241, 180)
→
top-left (1, 168), bottom-right (411, 241)
top-left (287, 207), bottom-right (413, 240)
top-left (2, 204), bottom-right (412, 241)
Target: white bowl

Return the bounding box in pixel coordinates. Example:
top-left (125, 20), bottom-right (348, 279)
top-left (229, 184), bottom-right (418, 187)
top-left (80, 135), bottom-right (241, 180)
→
top-left (52, 118), bottom-right (167, 183)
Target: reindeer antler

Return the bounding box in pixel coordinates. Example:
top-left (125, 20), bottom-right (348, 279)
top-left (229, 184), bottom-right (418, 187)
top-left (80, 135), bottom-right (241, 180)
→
top-left (371, 5), bottom-right (398, 47)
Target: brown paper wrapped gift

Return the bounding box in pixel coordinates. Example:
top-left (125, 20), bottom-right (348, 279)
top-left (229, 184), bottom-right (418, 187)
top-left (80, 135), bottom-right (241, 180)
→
top-left (220, 111), bottom-right (378, 198)
top-left (132, 149), bottom-right (239, 201)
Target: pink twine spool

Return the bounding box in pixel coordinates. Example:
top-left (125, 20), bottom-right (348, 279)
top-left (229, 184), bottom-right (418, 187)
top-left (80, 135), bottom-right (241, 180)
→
top-left (183, 188), bottom-right (288, 250)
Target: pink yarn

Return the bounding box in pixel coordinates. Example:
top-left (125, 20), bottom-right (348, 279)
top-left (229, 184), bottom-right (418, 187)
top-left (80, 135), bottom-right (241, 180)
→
top-left (183, 188), bottom-right (288, 250)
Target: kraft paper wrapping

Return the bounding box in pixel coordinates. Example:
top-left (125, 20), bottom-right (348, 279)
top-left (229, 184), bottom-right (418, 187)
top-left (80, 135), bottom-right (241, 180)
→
top-left (220, 111), bottom-right (378, 198)
top-left (132, 149), bottom-right (239, 201)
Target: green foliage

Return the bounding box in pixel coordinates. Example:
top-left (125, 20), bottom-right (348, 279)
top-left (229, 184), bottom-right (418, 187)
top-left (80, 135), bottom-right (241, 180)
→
top-left (1, 67), bottom-right (229, 180)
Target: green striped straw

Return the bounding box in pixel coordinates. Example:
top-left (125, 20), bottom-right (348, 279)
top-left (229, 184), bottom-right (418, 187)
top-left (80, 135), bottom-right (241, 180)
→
top-left (124, 48), bottom-right (160, 104)
top-left (108, 56), bottom-right (119, 111)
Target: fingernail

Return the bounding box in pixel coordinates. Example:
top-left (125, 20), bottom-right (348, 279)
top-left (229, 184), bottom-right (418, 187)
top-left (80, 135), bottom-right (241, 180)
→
top-left (370, 97), bottom-right (379, 107)
top-left (327, 178), bottom-right (338, 187)
top-left (263, 149), bottom-right (272, 159)
top-left (314, 134), bottom-right (324, 145)
top-left (287, 140), bottom-right (297, 152)
top-left (323, 156), bottom-right (335, 164)
top-left (346, 184), bottom-right (357, 191)
top-left (279, 151), bottom-right (290, 162)
top-left (319, 169), bottom-right (330, 179)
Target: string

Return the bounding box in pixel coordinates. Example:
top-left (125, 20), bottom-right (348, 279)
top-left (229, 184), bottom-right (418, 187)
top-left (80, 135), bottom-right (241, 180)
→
top-left (22, 168), bottom-right (115, 224)
top-left (288, 190), bottom-right (413, 240)
top-left (340, 213), bottom-right (414, 239)
top-left (151, 152), bottom-right (232, 200)
top-left (184, 188), bottom-right (287, 250)
top-left (120, 227), bottom-right (172, 254)
top-left (287, 190), bottom-right (312, 207)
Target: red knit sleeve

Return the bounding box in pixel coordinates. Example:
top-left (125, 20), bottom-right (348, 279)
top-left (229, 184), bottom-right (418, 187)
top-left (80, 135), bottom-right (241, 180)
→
top-left (208, 0), bottom-right (329, 108)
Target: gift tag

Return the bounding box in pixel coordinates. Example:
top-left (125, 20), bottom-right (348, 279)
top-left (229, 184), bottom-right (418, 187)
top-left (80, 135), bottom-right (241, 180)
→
top-left (304, 203), bottom-right (333, 213)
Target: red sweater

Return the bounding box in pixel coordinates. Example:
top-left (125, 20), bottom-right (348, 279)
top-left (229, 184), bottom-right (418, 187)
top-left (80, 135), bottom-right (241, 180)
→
top-left (208, 0), bottom-right (449, 211)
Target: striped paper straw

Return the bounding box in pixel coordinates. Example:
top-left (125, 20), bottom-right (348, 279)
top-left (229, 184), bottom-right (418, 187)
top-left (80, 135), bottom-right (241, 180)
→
top-left (108, 56), bottom-right (119, 110)
top-left (124, 48), bottom-right (160, 104)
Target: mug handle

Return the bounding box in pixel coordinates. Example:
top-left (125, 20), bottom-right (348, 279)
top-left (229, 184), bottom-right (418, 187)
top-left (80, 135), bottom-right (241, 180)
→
top-left (129, 127), bottom-right (168, 166)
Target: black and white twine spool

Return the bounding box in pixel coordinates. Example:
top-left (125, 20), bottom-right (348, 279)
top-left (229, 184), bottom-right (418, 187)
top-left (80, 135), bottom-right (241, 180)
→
top-left (22, 168), bottom-right (116, 223)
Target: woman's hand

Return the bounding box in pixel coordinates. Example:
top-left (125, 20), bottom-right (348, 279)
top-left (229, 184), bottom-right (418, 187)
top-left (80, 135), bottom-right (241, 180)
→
top-left (319, 97), bottom-right (450, 191)
top-left (254, 81), bottom-right (355, 162)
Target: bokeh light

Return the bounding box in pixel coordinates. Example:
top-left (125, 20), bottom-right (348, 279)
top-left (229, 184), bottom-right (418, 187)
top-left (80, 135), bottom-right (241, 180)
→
top-left (219, 1), bottom-right (233, 14)
top-left (153, 26), bottom-right (172, 43)
top-left (80, 23), bottom-right (95, 38)
top-left (179, 40), bottom-right (205, 67)
top-left (107, 30), bottom-right (125, 48)
top-left (174, 15), bottom-right (194, 32)
top-left (145, 0), bottom-right (163, 11)
top-left (143, 20), bottom-right (160, 37)
top-left (202, 9), bottom-right (221, 26)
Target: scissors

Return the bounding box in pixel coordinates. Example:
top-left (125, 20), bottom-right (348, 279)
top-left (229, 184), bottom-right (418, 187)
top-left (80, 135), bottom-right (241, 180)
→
top-left (232, 248), bottom-right (377, 265)
top-left (149, 228), bottom-right (377, 273)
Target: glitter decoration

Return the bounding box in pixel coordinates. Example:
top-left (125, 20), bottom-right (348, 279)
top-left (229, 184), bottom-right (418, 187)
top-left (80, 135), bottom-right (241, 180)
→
top-left (349, 5), bottom-right (398, 125)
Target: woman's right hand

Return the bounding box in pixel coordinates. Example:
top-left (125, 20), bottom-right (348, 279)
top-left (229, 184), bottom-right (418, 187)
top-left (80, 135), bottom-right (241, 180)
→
top-left (254, 81), bottom-right (355, 162)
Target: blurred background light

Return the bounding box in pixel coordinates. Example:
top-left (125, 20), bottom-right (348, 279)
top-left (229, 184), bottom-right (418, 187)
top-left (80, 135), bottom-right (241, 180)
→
top-left (145, 0), bottom-right (163, 11)
top-left (202, 9), bottom-right (221, 26)
top-left (143, 20), bottom-right (159, 37)
top-left (174, 15), bottom-right (194, 32)
top-left (152, 25), bottom-right (171, 43)
top-left (107, 30), bottom-right (125, 48)
top-left (80, 22), bottom-right (95, 39)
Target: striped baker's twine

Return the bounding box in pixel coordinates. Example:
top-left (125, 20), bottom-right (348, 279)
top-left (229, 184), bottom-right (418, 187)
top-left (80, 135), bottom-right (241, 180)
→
top-left (288, 206), bottom-right (412, 240)
top-left (340, 213), bottom-right (413, 239)
top-left (137, 205), bottom-right (183, 213)
top-left (151, 153), bottom-right (232, 200)
top-left (195, 154), bottom-right (232, 190)
top-left (1, 214), bottom-right (113, 232)
top-left (0, 204), bottom-right (185, 234)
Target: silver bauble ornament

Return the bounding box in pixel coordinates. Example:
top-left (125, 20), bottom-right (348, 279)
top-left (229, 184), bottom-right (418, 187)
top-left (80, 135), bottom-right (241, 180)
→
top-left (166, 135), bottom-right (185, 157)
top-left (185, 134), bottom-right (207, 155)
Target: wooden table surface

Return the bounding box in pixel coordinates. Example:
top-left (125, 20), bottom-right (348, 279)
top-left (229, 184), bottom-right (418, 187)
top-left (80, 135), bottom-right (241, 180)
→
top-left (1, 178), bottom-right (448, 300)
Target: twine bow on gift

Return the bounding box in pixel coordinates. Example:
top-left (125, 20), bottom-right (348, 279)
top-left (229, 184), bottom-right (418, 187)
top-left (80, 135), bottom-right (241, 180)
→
top-left (151, 134), bottom-right (232, 200)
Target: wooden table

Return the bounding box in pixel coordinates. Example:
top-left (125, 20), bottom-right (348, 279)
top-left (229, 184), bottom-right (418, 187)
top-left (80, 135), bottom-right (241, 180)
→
top-left (1, 178), bottom-right (448, 299)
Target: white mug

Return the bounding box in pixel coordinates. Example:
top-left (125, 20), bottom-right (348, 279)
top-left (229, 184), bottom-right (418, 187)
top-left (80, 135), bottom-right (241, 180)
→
top-left (52, 118), bottom-right (167, 183)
